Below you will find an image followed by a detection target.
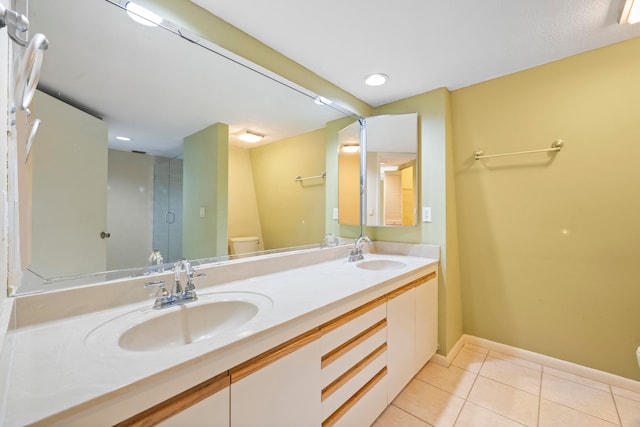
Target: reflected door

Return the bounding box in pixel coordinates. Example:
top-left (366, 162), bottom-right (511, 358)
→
top-left (30, 91), bottom-right (108, 277)
top-left (153, 158), bottom-right (183, 264)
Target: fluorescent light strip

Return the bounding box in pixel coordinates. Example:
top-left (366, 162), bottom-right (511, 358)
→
top-left (620, 0), bottom-right (640, 24)
top-left (126, 2), bottom-right (163, 27)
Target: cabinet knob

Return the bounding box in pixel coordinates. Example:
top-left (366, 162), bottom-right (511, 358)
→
top-left (100, 231), bottom-right (111, 239)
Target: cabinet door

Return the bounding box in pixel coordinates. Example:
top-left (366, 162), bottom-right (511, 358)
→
top-left (386, 287), bottom-right (416, 401)
top-left (415, 275), bottom-right (438, 373)
top-left (231, 339), bottom-right (321, 427)
top-left (158, 387), bottom-right (229, 427)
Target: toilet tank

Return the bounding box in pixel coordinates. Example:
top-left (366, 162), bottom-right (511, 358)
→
top-left (229, 236), bottom-right (260, 255)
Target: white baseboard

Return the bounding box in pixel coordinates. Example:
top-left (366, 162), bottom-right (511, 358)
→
top-left (430, 334), bottom-right (640, 394)
top-left (429, 335), bottom-right (466, 367)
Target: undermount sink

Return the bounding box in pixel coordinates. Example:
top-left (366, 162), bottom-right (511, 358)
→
top-left (85, 292), bottom-right (272, 352)
top-left (356, 259), bottom-right (407, 271)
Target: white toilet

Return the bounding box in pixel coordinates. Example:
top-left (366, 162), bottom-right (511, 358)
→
top-left (229, 236), bottom-right (260, 256)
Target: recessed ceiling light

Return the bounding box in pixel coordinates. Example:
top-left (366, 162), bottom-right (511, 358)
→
top-left (364, 73), bottom-right (389, 87)
top-left (237, 130), bottom-right (264, 143)
top-left (116, 136), bottom-right (132, 141)
top-left (125, 2), bottom-right (163, 27)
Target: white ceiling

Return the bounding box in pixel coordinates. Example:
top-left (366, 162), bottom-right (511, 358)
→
top-left (191, 0), bottom-right (640, 107)
top-left (28, 0), bottom-right (346, 157)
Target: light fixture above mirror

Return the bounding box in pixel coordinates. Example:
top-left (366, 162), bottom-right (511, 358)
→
top-left (125, 1), bottom-right (163, 27)
top-left (620, 0), bottom-right (640, 24)
top-left (341, 145), bottom-right (359, 153)
top-left (237, 130), bottom-right (264, 143)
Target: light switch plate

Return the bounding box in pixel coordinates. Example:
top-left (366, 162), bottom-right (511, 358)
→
top-left (333, 207), bottom-right (339, 220)
top-left (422, 207), bottom-right (432, 223)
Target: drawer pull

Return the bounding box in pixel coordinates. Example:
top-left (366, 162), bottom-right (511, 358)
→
top-left (322, 367), bottom-right (387, 427)
top-left (322, 343), bottom-right (387, 401)
top-left (322, 319), bottom-right (386, 369)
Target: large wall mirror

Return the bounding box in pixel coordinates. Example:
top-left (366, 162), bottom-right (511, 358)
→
top-left (14, 0), bottom-right (355, 293)
top-left (338, 113), bottom-right (418, 227)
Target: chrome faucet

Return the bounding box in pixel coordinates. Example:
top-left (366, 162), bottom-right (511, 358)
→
top-left (145, 259), bottom-right (205, 308)
top-left (348, 235), bottom-right (372, 262)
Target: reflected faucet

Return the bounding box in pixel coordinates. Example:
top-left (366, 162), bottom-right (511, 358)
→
top-left (145, 259), bottom-right (206, 309)
top-left (321, 233), bottom-right (339, 248)
top-left (348, 235), bottom-right (372, 262)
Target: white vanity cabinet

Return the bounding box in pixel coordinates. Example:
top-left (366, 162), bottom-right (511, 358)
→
top-left (387, 283), bottom-right (417, 401)
top-left (229, 331), bottom-right (322, 427)
top-left (114, 372), bottom-right (231, 427)
top-left (415, 272), bottom-right (438, 371)
top-left (27, 263), bottom-right (438, 427)
top-left (157, 386), bottom-right (229, 427)
top-left (319, 298), bottom-right (389, 427)
top-left (387, 271), bottom-right (438, 401)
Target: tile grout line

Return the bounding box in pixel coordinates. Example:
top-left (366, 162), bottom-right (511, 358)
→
top-left (450, 346), bottom-right (488, 426)
top-left (389, 403), bottom-right (436, 427)
top-left (466, 349), bottom-right (537, 426)
top-left (537, 367), bottom-right (623, 426)
top-left (537, 366), bottom-right (544, 427)
top-left (609, 384), bottom-right (624, 426)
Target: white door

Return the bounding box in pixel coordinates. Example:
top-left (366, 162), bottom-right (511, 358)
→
top-left (30, 90), bottom-right (108, 278)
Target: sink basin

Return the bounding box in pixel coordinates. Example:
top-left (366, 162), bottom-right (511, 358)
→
top-left (356, 259), bottom-right (407, 271)
top-left (119, 300), bottom-right (259, 351)
top-left (85, 292), bottom-right (272, 352)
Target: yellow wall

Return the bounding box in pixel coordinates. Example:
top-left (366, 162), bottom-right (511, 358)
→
top-left (325, 117), bottom-right (361, 239)
top-left (249, 129), bottom-right (327, 249)
top-left (183, 123), bottom-right (229, 259)
top-left (228, 145), bottom-right (264, 250)
top-left (401, 164), bottom-right (415, 226)
top-left (337, 151), bottom-right (360, 225)
top-left (451, 37), bottom-right (640, 380)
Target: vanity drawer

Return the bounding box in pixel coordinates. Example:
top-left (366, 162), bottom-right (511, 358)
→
top-left (321, 325), bottom-right (386, 387)
top-left (326, 369), bottom-right (388, 427)
top-left (320, 299), bottom-right (386, 354)
top-left (321, 345), bottom-right (387, 421)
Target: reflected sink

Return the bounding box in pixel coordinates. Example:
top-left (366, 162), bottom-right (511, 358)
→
top-left (120, 300), bottom-right (259, 351)
top-left (85, 292), bottom-right (272, 353)
top-left (356, 259), bottom-right (407, 271)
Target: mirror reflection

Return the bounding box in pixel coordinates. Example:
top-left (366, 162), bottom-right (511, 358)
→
top-left (338, 113), bottom-right (418, 227)
top-left (19, 0), bottom-right (349, 290)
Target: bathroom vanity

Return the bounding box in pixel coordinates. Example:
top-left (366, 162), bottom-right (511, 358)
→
top-left (0, 244), bottom-right (439, 426)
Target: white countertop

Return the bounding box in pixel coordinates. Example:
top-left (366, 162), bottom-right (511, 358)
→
top-left (0, 250), bottom-right (438, 426)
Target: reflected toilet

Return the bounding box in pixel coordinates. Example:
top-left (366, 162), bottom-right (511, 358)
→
top-left (229, 236), bottom-right (260, 258)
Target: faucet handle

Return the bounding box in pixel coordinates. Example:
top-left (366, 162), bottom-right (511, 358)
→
top-left (185, 272), bottom-right (206, 292)
top-left (144, 279), bottom-right (164, 288)
top-left (144, 279), bottom-right (171, 305)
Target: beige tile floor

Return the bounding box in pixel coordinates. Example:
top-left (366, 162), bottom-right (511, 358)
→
top-left (373, 344), bottom-right (640, 427)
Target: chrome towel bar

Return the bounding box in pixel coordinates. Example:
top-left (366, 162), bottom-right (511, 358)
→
top-left (295, 171), bottom-right (326, 182)
top-left (474, 140), bottom-right (564, 160)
